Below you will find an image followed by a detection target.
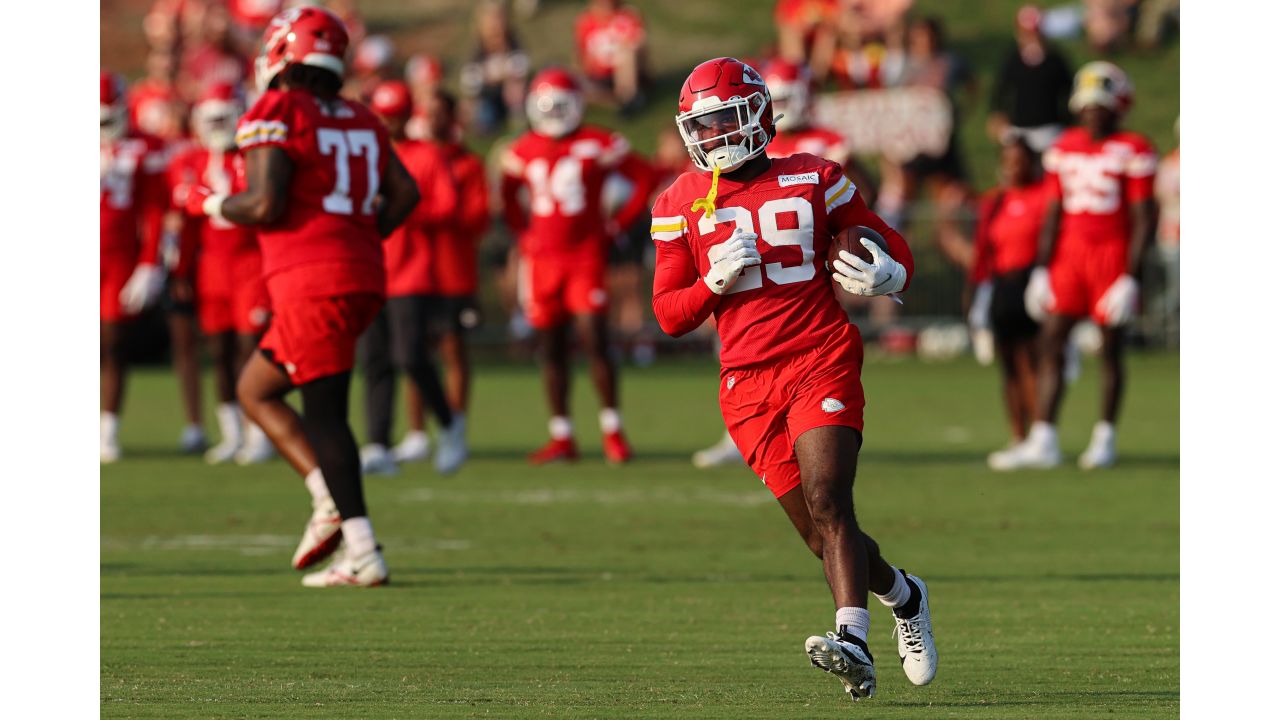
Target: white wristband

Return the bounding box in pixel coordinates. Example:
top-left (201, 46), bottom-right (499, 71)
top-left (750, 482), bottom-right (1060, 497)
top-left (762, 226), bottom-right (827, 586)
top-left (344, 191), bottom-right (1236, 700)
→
top-left (202, 193), bottom-right (228, 220)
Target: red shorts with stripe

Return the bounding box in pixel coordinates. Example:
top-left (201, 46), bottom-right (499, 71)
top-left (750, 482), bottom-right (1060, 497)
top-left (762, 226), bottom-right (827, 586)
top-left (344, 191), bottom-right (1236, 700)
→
top-left (518, 245), bottom-right (608, 330)
top-left (258, 292), bottom-right (383, 386)
top-left (1048, 240), bottom-right (1127, 325)
top-left (100, 257), bottom-right (135, 322)
top-left (719, 322), bottom-right (866, 499)
top-left (198, 252), bottom-right (271, 335)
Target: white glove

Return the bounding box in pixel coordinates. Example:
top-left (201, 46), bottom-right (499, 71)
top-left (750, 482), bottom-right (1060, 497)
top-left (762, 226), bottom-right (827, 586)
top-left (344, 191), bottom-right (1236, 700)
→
top-left (118, 263), bottom-right (165, 314)
top-left (703, 228), bottom-right (762, 295)
top-left (1024, 266), bottom-right (1054, 322)
top-left (831, 237), bottom-right (906, 296)
top-left (968, 281), bottom-right (993, 330)
top-left (1096, 274), bottom-right (1139, 327)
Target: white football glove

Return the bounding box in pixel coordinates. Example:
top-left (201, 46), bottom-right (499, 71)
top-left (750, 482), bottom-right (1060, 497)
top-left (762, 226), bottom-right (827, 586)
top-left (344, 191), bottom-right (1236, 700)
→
top-left (968, 281), bottom-right (993, 330)
top-left (118, 263), bottom-right (165, 314)
top-left (703, 228), bottom-right (762, 295)
top-left (832, 237), bottom-right (906, 297)
top-left (1096, 274), bottom-right (1139, 327)
top-left (1024, 266), bottom-right (1054, 322)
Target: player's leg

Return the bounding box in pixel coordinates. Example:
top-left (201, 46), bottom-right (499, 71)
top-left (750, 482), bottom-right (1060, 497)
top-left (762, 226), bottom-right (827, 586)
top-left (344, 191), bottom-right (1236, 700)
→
top-left (357, 308), bottom-right (399, 475)
top-left (298, 371), bottom-right (388, 587)
top-left (168, 303), bottom-right (207, 453)
top-left (392, 381), bottom-right (430, 462)
top-left (204, 330), bottom-right (244, 464)
top-left (231, 277), bottom-right (275, 464)
top-left (440, 328), bottom-right (470, 414)
top-left (100, 320), bottom-right (127, 462)
top-left (991, 312), bottom-right (1072, 470)
top-left (529, 320), bottom-right (579, 463)
top-left (237, 351), bottom-right (314, 475)
top-left (576, 312), bottom-right (631, 463)
top-left (1079, 324), bottom-right (1125, 469)
top-left (391, 296), bottom-right (464, 474)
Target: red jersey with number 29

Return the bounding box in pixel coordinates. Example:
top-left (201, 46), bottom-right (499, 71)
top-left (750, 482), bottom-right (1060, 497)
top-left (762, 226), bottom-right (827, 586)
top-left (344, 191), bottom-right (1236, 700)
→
top-left (236, 88), bottom-right (391, 299)
top-left (1042, 127), bottom-right (1156, 253)
top-left (651, 153), bottom-right (913, 369)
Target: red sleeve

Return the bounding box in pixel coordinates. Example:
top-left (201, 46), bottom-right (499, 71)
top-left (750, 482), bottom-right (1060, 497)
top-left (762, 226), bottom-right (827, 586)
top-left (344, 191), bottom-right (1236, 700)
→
top-left (1124, 135), bottom-right (1158, 204)
top-left (135, 145), bottom-right (170, 265)
top-left (499, 145), bottom-right (528, 237)
top-left (235, 89), bottom-right (295, 156)
top-left (609, 151), bottom-right (655, 232)
top-left (650, 196), bottom-right (719, 336)
top-left (457, 154), bottom-right (491, 237)
top-left (825, 168), bottom-right (915, 292)
top-left (967, 194), bottom-right (997, 285)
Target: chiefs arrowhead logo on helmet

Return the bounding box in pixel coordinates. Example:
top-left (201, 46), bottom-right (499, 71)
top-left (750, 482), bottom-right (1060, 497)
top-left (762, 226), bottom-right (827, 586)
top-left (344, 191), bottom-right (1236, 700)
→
top-left (675, 57), bottom-right (775, 173)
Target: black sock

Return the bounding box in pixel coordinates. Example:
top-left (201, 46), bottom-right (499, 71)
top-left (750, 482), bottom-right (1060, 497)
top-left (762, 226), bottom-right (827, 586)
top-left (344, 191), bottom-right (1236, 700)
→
top-left (893, 570), bottom-right (923, 619)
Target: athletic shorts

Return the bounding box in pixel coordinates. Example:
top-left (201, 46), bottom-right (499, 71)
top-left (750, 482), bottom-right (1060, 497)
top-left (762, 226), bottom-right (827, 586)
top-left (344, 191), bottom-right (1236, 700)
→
top-left (426, 294), bottom-right (482, 336)
top-left (198, 255), bottom-right (270, 336)
top-left (719, 322), bottom-right (866, 499)
top-left (517, 247), bottom-right (608, 330)
top-left (259, 292), bottom-right (383, 386)
top-left (990, 267), bottom-right (1039, 342)
top-left (100, 258), bottom-right (133, 322)
top-left (1049, 242), bottom-right (1127, 325)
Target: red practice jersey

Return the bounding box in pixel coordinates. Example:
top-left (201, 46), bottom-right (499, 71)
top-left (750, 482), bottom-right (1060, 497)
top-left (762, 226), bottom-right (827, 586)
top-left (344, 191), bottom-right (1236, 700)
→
top-left (969, 180), bottom-right (1051, 283)
top-left (101, 132), bottom-right (169, 265)
top-left (500, 125), bottom-right (649, 256)
top-left (236, 88), bottom-right (392, 300)
top-left (168, 146), bottom-right (258, 273)
top-left (574, 5), bottom-right (646, 80)
top-left (1042, 127), bottom-right (1156, 252)
top-left (651, 153), bottom-right (913, 369)
top-left (767, 126), bottom-right (848, 164)
top-left (385, 139), bottom-right (489, 297)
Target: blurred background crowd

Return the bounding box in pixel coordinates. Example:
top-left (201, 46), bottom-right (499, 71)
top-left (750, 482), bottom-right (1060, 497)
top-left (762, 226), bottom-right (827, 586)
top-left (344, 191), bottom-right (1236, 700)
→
top-left (100, 0), bottom-right (1180, 367)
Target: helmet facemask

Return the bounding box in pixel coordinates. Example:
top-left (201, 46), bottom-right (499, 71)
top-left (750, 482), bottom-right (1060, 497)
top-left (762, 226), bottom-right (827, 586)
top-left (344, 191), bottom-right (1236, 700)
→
top-left (676, 92), bottom-right (771, 172)
top-left (101, 104), bottom-right (127, 144)
top-left (527, 89), bottom-right (583, 138)
top-left (193, 101), bottom-right (240, 151)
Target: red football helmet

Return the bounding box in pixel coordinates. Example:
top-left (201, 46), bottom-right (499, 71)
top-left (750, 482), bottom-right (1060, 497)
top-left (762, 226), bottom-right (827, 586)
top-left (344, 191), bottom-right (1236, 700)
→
top-left (192, 82), bottom-right (244, 150)
top-left (525, 68), bottom-right (583, 138)
top-left (370, 80), bottom-right (413, 120)
top-left (254, 6), bottom-right (349, 93)
top-left (1069, 61), bottom-right (1134, 116)
top-left (676, 57), bottom-right (774, 172)
top-left (101, 70), bottom-right (129, 143)
top-left (405, 53), bottom-right (443, 89)
top-left (760, 59), bottom-right (812, 132)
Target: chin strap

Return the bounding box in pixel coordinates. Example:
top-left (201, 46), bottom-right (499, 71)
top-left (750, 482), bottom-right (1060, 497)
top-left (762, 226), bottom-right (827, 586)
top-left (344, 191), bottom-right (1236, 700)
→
top-left (691, 164), bottom-right (721, 220)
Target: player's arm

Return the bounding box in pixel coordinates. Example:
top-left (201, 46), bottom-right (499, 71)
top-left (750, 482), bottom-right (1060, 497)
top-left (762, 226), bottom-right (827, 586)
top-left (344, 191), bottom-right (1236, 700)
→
top-left (118, 153), bottom-right (171, 314)
top-left (1123, 144), bottom-right (1159, 276)
top-left (608, 152), bottom-right (656, 233)
top-left (216, 146), bottom-right (293, 226)
top-left (458, 156), bottom-right (491, 237)
top-left (651, 209), bottom-right (760, 336)
top-left (828, 178), bottom-right (915, 296)
top-left (499, 168), bottom-right (528, 237)
top-left (375, 150), bottom-right (421, 238)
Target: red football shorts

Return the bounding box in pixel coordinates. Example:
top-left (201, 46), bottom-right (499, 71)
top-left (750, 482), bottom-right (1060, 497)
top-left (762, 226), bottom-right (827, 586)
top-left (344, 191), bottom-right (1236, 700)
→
top-left (719, 323), bottom-right (866, 499)
top-left (1048, 240), bottom-right (1127, 325)
top-left (100, 257), bottom-right (134, 322)
top-left (198, 253), bottom-right (271, 336)
top-left (517, 245), bottom-right (608, 330)
top-left (258, 292), bottom-right (382, 386)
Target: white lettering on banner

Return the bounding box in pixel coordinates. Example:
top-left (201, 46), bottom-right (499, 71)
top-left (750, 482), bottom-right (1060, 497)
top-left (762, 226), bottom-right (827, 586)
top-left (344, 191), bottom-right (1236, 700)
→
top-left (778, 172), bottom-right (819, 187)
top-left (813, 88), bottom-right (952, 163)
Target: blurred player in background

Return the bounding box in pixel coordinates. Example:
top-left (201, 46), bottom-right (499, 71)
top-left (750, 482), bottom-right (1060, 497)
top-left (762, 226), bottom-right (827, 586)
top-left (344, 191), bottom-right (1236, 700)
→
top-left (391, 88), bottom-right (491, 466)
top-left (171, 82), bottom-right (275, 465)
top-left (357, 81), bottom-right (471, 477)
top-left (956, 137), bottom-right (1050, 466)
top-left (205, 7), bottom-right (421, 586)
top-left (500, 68), bottom-right (649, 464)
top-left (651, 57), bottom-right (936, 703)
top-left (574, 0), bottom-right (649, 115)
top-left (101, 70), bottom-right (171, 463)
top-left (1005, 61), bottom-right (1157, 470)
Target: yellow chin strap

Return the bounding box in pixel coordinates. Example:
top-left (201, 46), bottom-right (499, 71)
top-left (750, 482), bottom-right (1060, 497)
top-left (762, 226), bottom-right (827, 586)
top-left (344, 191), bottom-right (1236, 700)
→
top-left (691, 164), bottom-right (722, 220)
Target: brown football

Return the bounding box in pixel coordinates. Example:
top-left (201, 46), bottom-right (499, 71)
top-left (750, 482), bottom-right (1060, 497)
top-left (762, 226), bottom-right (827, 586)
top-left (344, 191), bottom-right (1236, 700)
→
top-left (829, 225), bottom-right (890, 267)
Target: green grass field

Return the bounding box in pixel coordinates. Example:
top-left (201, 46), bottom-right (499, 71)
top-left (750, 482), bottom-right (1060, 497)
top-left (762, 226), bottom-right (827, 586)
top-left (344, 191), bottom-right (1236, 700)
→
top-left (102, 352), bottom-right (1178, 718)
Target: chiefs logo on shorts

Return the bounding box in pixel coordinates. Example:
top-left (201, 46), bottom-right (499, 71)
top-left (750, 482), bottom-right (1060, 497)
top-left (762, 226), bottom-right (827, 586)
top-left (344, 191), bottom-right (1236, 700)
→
top-left (821, 397), bottom-right (846, 413)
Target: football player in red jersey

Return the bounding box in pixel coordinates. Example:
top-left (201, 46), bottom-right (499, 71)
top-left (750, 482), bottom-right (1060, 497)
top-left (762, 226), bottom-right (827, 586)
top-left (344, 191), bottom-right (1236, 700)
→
top-left (202, 7), bottom-right (421, 587)
top-left (101, 70), bottom-right (171, 463)
top-left (171, 82), bottom-right (275, 466)
top-left (998, 62), bottom-right (1157, 471)
top-left (356, 81), bottom-right (469, 477)
top-left (651, 58), bottom-right (937, 702)
top-left (389, 88), bottom-right (491, 467)
top-left (500, 68), bottom-right (650, 464)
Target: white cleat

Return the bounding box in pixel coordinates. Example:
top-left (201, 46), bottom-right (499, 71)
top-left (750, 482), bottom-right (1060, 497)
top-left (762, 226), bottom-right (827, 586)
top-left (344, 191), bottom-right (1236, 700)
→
top-left (291, 497), bottom-right (343, 570)
top-left (360, 444), bottom-right (400, 476)
top-left (805, 632), bottom-right (876, 703)
top-left (691, 432), bottom-right (743, 469)
top-left (204, 439), bottom-right (242, 465)
top-left (892, 573), bottom-right (938, 686)
top-left (179, 425), bottom-right (208, 454)
top-left (1078, 422), bottom-right (1117, 470)
top-left (235, 424), bottom-right (276, 465)
top-left (434, 416), bottom-right (468, 476)
top-left (100, 437), bottom-right (122, 464)
top-left (301, 546), bottom-right (389, 588)
top-left (391, 430), bottom-right (431, 463)
top-left (988, 433), bottom-right (1060, 471)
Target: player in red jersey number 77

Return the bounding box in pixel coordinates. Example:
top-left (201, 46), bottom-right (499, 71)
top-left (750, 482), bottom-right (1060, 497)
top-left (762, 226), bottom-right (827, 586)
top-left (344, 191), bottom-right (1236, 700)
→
top-left (201, 7), bottom-right (421, 587)
top-left (650, 57), bottom-right (938, 703)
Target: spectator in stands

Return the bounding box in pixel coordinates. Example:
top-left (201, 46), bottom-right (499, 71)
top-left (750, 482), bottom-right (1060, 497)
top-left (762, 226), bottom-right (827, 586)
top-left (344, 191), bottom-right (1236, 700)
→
top-left (179, 0), bottom-right (249, 101)
top-left (404, 53), bottom-right (447, 141)
top-left (828, 5), bottom-right (908, 90)
top-left (1136, 0), bottom-right (1179, 49)
top-left (574, 0), bottom-right (649, 116)
top-left (774, 0), bottom-right (840, 82)
top-left (1154, 117), bottom-right (1179, 342)
top-left (987, 6), bottom-right (1074, 154)
top-left (1083, 0), bottom-right (1137, 53)
top-left (460, 0), bottom-right (530, 135)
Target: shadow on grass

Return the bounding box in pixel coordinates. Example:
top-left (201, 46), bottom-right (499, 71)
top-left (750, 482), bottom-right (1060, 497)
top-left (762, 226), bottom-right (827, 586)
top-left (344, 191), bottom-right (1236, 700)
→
top-left (888, 689), bottom-right (1178, 708)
